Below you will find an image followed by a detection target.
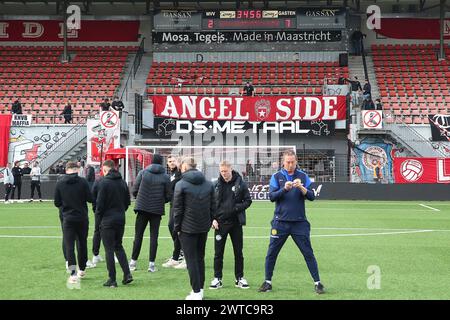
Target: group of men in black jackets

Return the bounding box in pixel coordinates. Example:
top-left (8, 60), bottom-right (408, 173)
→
top-left (54, 150), bottom-right (324, 299)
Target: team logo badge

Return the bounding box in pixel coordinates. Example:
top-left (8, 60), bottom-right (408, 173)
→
top-left (254, 99), bottom-right (271, 121)
top-left (215, 235), bottom-right (222, 241)
top-left (271, 229), bottom-right (277, 236)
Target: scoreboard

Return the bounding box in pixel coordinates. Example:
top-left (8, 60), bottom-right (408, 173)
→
top-left (153, 8), bottom-right (345, 31)
top-left (202, 10), bottom-right (297, 30)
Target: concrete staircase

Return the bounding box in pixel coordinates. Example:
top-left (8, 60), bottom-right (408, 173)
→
top-left (348, 55), bottom-right (380, 99)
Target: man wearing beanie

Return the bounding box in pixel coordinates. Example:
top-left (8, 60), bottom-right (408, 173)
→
top-left (129, 154), bottom-right (171, 272)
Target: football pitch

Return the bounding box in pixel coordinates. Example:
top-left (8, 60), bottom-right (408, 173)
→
top-left (1, 200), bottom-right (450, 300)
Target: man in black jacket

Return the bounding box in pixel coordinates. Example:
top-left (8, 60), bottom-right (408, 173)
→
top-left (209, 161), bottom-right (252, 290)
top-left (100, 98), bottom-right (111, 112)
top-left (11, 99), bottom-right (22, 114)
top-left (111, 96), bottom-right (125, 118)
top-left (129, 154), bottom-right (171, 273)
top-left (11, 161), bottom-right (23, 201)
top-left (86, 164), bottom-right (95, 190)
top-left (173, 157), bottom-right (216, 300)
top-left (162, 155), bottom-right (184, 268)
top-left (95, 160), bottom-right (133, 288)
top-left (61, 103), bottom-right (73, 124)
top-left (54, 162), bottom-right (92, 285)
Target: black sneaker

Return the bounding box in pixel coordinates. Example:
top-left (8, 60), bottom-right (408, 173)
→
top-left (122, 274), bottom-right (133, 285)
top-left (209, 278), bottom-right (223, 289)
top-left (315, 282), bottom-right (325, 294)
top-left (103, 279), bottom-right (118, 288)
top-left (258, 281), bottom-right (272, 292)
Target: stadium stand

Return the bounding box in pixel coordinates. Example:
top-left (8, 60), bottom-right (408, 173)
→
top-left (0, 45), bottom-right (137, 123)
top-left (372, 44), bottom-right (450, 125)
top-left (146, 61), bottom-right (349, 96)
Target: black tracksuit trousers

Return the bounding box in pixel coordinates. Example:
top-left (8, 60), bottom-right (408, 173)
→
top-left (179, 232), bottom-right (208, 293)
top-left (214, 223), bottom-right (244, 280)
top-left (63, 219), bottom-right (88, 271)
top-left (168, 209), bottom-right (182, 260)
top-left (131, 212), bottom-right (161, 262)
top-left (101, 224), bottom-right (130, 281)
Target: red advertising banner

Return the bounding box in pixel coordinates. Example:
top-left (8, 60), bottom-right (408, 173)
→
top-left (393, 157), bottom-right (450, 184)
top-left (152, 95), bottom-right (347, 121)
top-left (0, 20), bottom-right (140, 42)
top-left (0, 114), bottom-right (12, 167)
top-left (375, 18), bottom-right (450, 40)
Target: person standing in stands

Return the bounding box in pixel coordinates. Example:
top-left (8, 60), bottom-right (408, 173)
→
top-left (61, 103), bottom-right (73, 124)
top-left (243, 82), bottom-right (255, 96)
top-left (100, 98), bottom-right (111, 112)
top-left (129, 154), bottom-right (171, 273)
top-left (345, 76), bottom-right (362, 106)
top-left (209, 161), bottom-right (252, 290)
top-left (363, 79), bottom-right (371, 101)
top-left (258, 150), bottom-right (325, 295)
top-left (375, 99), bottom-right (383, 111)
top-left (11, 99), bottom-right (22, 115)
top-left (173, 157), bottom-right (216, 300)
top-left (29, 161), bottom-right (42, 202)
top-left (54, 162), bottom-right (92, 285)
top-left (111, 96), bottom-right (125, 118)
top-left (3, 163), bottom-right (14, 204)
top-left (11, 161), bottom-right (23, 201)
top-left (95, 160), bottom-right (133, 288)
top-left (162, 155), bottom-right (184, 269)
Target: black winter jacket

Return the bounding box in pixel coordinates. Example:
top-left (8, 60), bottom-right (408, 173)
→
top-left (132, 164), bottom-right (171, 215)
top-left (173, 169), bottom-right (216, 234)
top-left (214, 170), bottom-right (252, 226)
top-left (95, 170), bottom-right (130, 227)
top-left (169, 167), bottom-right (182, 204)
top-left (12, 167), bottom-right (23, 183)
top-left (54, 173), bottom-right (92, 223)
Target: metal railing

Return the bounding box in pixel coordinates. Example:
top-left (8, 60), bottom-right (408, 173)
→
top-left (33, 116), bottom-right (89, 172)
top-left (384, 116), bottom-right (446, 157)
top-left (118, 37), bottom-right (146, 102)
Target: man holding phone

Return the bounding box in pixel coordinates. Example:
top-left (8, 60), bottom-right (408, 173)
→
top-left (259, 150), bottom-right (325, 295)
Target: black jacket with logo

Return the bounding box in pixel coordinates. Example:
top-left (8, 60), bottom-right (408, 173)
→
top-left (214, 170), bottom-right (252, 226)
top-left (54, 173), bottom-right (92, 223)
top-left (12, 167), bottom-right (23, 183)
top-left (173, 169), bottom-right (216, 234)
top-left (95, 170), bottom-right (130, 227)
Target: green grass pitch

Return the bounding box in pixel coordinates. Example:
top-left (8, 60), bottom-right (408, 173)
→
top-left (1, 200), bottom-right (450, 300)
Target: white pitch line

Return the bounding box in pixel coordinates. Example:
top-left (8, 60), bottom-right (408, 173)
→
top-left (0, 230), bottom-right (435, 239)
top-left (419, 204), bottom-right (441, 212)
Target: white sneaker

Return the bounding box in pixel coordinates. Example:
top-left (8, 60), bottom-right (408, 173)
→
top-left (4, 200), bottom-right (11, 204)
top-left (190, 289), bottom-right (204, 299)
top-left (68, 275), bottom-right (79, 284)
top-left (85, 260), bottom-right (96, 269)
top-left (129, 260), bottom-right (137, 272)
top-left (185, 291), bottom-right (202, 300)
top-left (77, 270), bottom-right (86, 279)
top-left (92, 255), bottom-right (103, 264)
top-left (162, 258), bottom-right (180, 268)
top-left (209, 278), bottom-right (223, 289)
top-left (235, 277), bottom-right (250, 289)
top-left (148, 262), bottom-right (157, 272)
top-left (174, 259), bottom-right (187, 269)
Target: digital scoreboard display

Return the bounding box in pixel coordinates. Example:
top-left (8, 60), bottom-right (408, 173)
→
top-left (202, 10), bottom-right (297, 30)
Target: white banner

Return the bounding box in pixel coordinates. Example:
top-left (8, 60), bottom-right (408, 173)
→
top-left (87, 112), bottom-right (120, 165)
top-left (11, 114), bottom-right (32, 126)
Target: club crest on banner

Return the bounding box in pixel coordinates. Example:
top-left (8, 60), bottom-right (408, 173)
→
top-left (254, 99), bottom-right (271, 121)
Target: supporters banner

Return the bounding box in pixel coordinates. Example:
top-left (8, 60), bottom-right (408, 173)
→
top-left (152, 95), bottom-right (347, 121)
top-left (11, 114), bottom-right (32, 126)
top-left (153, 117), bottom-right (335, 137)
top-left (374, 18), bottom-right (450, 40)
top-left (428, 114), bottom-right (450, 142)
top-left (87, 113), bottom-right (120, 165)
top-left (0, 115), bottom-right (12, 167)
top-left (0, 20), bottom-right (140, 41)
top-left (352, 137), bottom-right (394, 184)
top-left (394, 157), bottom-right (450, 184)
